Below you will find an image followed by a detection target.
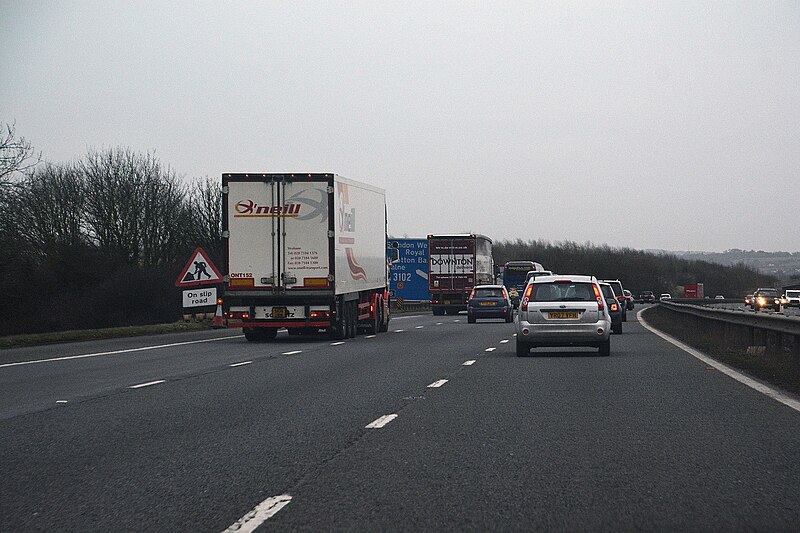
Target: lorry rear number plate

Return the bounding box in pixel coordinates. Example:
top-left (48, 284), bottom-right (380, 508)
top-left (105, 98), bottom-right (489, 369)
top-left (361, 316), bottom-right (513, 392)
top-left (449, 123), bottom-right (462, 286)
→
top-left (548, 311), bottom-right (580, 319)
top-left (271, 307), bottom-right (288, 319)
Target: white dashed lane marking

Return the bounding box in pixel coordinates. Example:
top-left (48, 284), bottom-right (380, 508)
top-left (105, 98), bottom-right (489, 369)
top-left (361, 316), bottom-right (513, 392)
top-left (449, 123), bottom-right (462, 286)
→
top-left (365, 414), bottom-right (398, 428)
top-left (282, 350), bottom-right (302, 355)
top-left (415, 326), bottom-right (424, 329)
top-left (229, 361), bottom-right (253, 367)
top-left (394, 330), bottom-right (405, 333)
top-left (56, 400), bottom-right (68, 403)
top-left (330, 342), bottom-right (345, 346)
top-left (366, 335), bottom-right (376, 339)
top-left (427, 379), bottom-right (448, 388)
top-left (463, 360), bottom-right (476, 366)
top-left (436, 322), bottom-right (443, 325)
top-left (485, 347), bottom-right (496, 352)
top-left (500, 340), bottom-right (509, 344)
top-left (129, 380), bottom-right (166, 389)
top-left (222, 494), bottom-right (292, 533)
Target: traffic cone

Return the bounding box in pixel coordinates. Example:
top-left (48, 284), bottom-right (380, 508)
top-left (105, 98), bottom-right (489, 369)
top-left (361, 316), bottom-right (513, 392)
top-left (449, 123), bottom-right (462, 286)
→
top-left (212, 301), bottom-right (225, 328)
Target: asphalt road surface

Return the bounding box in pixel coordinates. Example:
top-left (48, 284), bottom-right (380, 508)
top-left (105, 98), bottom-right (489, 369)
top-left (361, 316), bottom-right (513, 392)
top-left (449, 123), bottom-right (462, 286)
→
top-left (2, 310), bottom-right (800, 531)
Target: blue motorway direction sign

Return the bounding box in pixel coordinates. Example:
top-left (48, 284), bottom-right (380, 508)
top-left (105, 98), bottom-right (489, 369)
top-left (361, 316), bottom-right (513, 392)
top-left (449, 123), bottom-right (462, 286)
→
top-left (387, 239), bottom-right (429, 301)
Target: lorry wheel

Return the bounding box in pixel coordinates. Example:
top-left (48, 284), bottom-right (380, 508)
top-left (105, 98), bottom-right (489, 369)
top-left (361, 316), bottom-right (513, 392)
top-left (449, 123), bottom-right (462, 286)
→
top-left (243, 327), bottom-right (259, 342)
top-left (263, 328), bottom-right (278, 340)
top-left (379, 297), bottom-right (390, 332)
top-left (367, 297), bottom-right (380, 335)
top-left (467, 315), bottom-right (476, 324)
top-left (330, 302), bottom-right (346, 340)
top-left (348, 302), bottom-right (357, 338)
top-left (432, 307), bottom-right (443, 316)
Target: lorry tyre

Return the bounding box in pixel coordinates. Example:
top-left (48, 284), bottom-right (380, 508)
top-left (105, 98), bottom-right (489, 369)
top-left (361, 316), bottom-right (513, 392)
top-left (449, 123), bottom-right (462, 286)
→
top-left (348, 301), bottom-right (357, 338)
top-left (379, 297), bottom-right (389, 332)
top-left (263, 328), bottom-right (278, 340)
top-left (467, 315), bottom-right (476, 324)
top-left (330, 301), bottom-right (346, 340)
top-left (243, 327), bottom-right (260, 342)
top-left (432, 307), bottom-right (444, 316)
top-left (367, 296), bottom-right (380, 335)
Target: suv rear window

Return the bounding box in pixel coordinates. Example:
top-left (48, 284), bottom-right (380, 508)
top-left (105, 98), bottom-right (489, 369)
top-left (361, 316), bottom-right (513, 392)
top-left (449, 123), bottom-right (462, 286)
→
top-left (530, 282), bottom-right (596, 302)
top-left (607, 281), bottom-right (623, 296)
top-left (474, 288), bottom-right (505, 298)
top-left (600, 285), bottom-right (615, 299)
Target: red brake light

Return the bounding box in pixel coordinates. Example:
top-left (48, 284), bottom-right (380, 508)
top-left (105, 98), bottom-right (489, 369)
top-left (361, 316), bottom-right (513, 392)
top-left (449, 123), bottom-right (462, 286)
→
top-left (611, 303), bottom-right (618, 311)
top-left (593, 284), bottom-right (604, 311)
top-left (521, 284), bottom-right (534, 311)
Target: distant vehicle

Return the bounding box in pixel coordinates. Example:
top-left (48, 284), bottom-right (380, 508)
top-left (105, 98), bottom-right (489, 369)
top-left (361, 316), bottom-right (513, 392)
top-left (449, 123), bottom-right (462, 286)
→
top-left (502, 261), bottom-right (544, 308)
top-left (222, 173), bottom-right (390, 341)
top-left (714, 295), bottom-right (725, 300)
top-left (467, 285), bottom-right (513, 323)
top-left (785, 290), bottom-right (800, 308)
top-left (428, 234), bottom-right (494, 316)
top-left (639, 291), bottom-right (655, 303)
top-left (516, 275), bottom-right (611, 356)
top-left (600, 282), bottom-right (623, 334)
top-left (525, 269), bottom-right (554, 284)
top-left (659, 293), bottom-right (672, 301)
top-left (623, 289), bottom-right (635, 310)
top-left (752, 288), bottom-right (781, 312)
top-left (601, 280), bottom-right (627, 321)
top-left (744, 294), bottom-right (754, 306)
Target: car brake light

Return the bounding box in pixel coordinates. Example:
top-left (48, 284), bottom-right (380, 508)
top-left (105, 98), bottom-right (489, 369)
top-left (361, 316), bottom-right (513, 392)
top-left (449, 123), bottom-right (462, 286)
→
top-left (520, 284), bottom-right (534, 311)
top-left (593, 284), bottom-right (604, 311)
top-left (611, 303), bottom-right (618, 311)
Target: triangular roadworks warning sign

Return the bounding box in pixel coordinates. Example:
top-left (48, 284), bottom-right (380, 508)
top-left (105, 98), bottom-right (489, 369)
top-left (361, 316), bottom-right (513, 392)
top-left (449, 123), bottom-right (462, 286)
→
top-left (175, 247), bottom-right (223, 287)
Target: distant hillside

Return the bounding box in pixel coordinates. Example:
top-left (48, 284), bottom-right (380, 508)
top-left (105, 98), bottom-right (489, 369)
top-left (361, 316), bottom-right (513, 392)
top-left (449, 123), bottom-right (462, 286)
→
top-left (494, 240), bottom-right (779, 297)
top-left (662, 250), bottom-right (800, 283)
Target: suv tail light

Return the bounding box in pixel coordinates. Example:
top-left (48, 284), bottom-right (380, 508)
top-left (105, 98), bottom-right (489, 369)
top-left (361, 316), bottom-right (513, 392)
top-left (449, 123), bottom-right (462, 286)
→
top-left (593, 284), bottom-right (605, 311)
top-left (520, 284), bottom-right (534, 311)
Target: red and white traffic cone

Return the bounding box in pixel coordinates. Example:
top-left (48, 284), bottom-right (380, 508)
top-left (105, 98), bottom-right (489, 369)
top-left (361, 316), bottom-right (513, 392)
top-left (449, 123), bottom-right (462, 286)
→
top-left (212, 300), bottom-right (225, 328)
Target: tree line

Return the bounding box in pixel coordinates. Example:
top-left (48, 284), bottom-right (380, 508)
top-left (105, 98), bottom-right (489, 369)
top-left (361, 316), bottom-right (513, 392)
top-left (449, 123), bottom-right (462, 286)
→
top-left (1, 123), bottom-right (222, 335)
top-left (493, 239), bottom-right (778, 298)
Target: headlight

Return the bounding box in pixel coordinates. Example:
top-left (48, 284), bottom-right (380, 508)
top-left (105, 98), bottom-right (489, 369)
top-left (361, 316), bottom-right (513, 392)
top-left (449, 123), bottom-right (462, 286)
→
top-left (757, 297), bottom-right (765, 305)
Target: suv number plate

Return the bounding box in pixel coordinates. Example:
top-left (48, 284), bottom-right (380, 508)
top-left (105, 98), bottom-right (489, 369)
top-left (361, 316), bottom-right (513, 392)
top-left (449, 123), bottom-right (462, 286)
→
top-left (548, 311), bottom-right (580, 319)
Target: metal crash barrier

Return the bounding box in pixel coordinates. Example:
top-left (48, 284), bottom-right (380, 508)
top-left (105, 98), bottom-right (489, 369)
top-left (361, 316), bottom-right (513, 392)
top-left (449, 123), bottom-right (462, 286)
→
top-left (657, 301), bottom-right (800, 360)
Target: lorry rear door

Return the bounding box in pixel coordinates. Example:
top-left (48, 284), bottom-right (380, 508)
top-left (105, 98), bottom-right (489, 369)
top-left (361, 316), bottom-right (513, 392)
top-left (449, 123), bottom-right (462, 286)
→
top-left (226, 178), bottom-right (331, 291)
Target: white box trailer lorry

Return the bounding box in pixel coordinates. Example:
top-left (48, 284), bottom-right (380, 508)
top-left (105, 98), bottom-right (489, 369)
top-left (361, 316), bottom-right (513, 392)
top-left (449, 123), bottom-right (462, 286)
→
top-left (222, 173), bottom-right (390, 341)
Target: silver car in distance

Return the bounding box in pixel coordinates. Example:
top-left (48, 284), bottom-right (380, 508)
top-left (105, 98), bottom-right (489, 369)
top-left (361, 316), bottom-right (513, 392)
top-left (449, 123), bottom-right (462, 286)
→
top-left (515, 275), bottom-right (612, 357)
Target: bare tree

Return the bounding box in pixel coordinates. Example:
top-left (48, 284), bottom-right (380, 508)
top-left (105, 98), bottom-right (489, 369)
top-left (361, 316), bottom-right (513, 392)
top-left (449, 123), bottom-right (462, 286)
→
top-left (0, 121), bottom-right (39, 183)
top-left (80, 147), bottom-right (191, 267)
top-left (187, 175), bottom-right (223, 264)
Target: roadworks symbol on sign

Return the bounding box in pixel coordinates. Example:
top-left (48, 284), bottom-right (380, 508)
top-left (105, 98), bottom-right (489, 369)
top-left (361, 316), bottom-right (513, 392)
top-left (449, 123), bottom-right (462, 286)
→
top-left (175, 247), bottom-right (223, 287)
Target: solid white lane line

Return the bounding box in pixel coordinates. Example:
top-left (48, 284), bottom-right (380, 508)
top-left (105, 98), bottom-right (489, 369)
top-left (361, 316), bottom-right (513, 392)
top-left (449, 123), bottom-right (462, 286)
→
top-left (56, 400), bottom-right (68, 403)
top-left (129, 380), bottom-right (166, 389)
top-left (392, 315), bottom-right (424, 320)
top-left (637, 308), bottom-right (800, 414)
top-left (229, 361), bottom-right (253, 367)
top-left (463, 360), bottom-right (476, 366)
top-left (330, 342), bottom-right (345, 346)
top-left (394, 329), bottom-right (405, 333)
top-left (365, 335), bottom-right (376, 339)
top-left (0, 334), bottom-right (245, 369)
top-left (500, 340), bottom-right (509, 344)
top-left (427, 379), bottom-right (448, 388)
top-left (282, 350), bottom-right (302, 355)
top-left (365, 414), bottom-right (398, 428)
top-left (415, 326), bottom-right (424, 329)
top-left (485, 347), bottom-right (496, 352)
top-left (222, 494), bottom-right (292, 533)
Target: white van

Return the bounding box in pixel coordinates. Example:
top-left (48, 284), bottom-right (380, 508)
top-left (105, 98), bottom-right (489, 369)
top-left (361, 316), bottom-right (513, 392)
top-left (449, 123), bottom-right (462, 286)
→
top-left (785, 290), bottom-right (800, 308)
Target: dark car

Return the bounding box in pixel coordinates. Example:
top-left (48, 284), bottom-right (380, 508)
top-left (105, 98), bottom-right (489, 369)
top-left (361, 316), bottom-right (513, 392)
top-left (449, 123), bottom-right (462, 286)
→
top-left (623, 289), bottom-right (635, 311)
top-left (601, 279), bottom-right (627, 321)
top-left (467, 285), bottom-right (513, 323)
top-left (639, 291), bottom-right (655, 303)
top-left (751, 288), bottom-right (782, 312)
top-left (600, 282), bottom-right (623, 334)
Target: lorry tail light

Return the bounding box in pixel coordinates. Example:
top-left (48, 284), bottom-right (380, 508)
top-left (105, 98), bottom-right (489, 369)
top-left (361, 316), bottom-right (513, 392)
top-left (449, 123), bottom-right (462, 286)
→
top-left (217, 298), bottom-right (223, 305)
top-left (611, 303), bottom-right (618, 312)
top-left (593, 284), bottom-right (604, 311)
top-left (310, 311), bottom-right (331, 318)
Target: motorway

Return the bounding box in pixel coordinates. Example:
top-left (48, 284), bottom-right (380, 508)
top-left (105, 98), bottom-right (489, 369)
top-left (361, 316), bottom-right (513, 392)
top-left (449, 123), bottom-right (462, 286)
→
top-left (2, 309), bottom-right (800, 531)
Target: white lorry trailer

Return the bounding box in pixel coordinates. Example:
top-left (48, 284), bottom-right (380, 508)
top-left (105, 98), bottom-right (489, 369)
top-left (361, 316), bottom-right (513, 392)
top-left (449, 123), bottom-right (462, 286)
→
top-left (222, 173), bottom-right (390, 341)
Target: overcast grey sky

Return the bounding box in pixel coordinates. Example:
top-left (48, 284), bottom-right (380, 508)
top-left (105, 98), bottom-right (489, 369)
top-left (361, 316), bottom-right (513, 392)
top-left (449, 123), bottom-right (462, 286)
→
top-left (2, 1), bottom-right (798, 252)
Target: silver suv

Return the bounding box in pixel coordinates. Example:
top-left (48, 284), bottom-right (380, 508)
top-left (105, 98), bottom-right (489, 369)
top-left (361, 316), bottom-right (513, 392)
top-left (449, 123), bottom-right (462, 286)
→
top-left (515, 275), bottom-right (612, 357)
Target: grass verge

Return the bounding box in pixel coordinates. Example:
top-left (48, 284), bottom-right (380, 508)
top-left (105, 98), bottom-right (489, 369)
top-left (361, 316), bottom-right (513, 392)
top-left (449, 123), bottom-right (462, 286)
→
top-left (642, 305), bottom-right (800, 396)
top-left (0, 321), bottom-right (214, 349)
